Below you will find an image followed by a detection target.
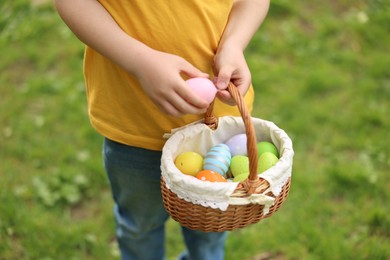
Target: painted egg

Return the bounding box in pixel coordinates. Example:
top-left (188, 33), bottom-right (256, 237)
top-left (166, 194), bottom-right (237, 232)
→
top-left (257, 141), bottom-right (279, 158)
top-left (175, 151), bottom-right (204, 176)
top-left (258, 152), bottom-right (279, 174)
top-left (229, 155), bottom-right (249, 177)
top-left (233, 173), bottom-right (249, 182)
top-left (186, 77), bottom-right (217, 104)
top-left (196, 170), bottom-right (227, 183)
top-left (225, 134), bottom-right (247, 156)
top-left (203, 144), bottom-right (231, 177)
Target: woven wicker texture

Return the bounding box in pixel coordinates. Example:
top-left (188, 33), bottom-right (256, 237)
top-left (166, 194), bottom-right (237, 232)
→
top-left (161, 83), bottom-right (291, 232)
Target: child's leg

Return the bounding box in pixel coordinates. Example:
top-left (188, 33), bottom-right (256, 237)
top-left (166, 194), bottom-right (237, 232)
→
top-left (103, 138), bottom-right (169, 260)
top-left (180, 227), bottom-right (227, 260)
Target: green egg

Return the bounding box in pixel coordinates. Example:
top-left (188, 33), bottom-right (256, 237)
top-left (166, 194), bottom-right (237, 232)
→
top-left (229, 155), bottom-right (249, 177)
top-left (257, 141), bottom-right (279, 158)
top-left (258, 152), bottom-right (279, 174)
top-left (233, 172), bottom-right (249, 182)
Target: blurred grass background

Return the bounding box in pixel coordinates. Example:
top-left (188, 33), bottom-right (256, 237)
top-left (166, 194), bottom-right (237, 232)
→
top-left (1, 0), bottom-right (389, 259)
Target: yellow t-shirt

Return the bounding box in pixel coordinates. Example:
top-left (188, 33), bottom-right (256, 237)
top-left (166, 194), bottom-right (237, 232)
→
top-left (84, 0), bottom-right (254, 151)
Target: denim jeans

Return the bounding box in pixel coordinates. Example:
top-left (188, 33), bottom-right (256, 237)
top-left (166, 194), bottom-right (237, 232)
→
top-left (103, 138), bottom-right (227, 260)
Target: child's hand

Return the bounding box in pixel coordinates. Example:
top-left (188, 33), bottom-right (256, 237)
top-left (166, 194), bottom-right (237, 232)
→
top-left (213, 44), bottom-right (251, 106)
top-left (133, 49), bottom-right (210, 117)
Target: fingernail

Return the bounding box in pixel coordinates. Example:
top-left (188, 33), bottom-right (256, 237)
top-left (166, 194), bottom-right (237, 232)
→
top-left (217, 82), bottom-right (226, 90)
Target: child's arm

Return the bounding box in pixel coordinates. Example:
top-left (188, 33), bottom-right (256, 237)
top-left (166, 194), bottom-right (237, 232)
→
top-left (54, 0), bottom-right (209, 117)
top-left (214, 0), bottom-right (270, 105)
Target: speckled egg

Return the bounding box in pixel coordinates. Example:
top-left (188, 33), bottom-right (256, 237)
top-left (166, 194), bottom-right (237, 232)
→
top-left (233, 173), bottom-right (249, 182)
top-left (174, 151), bottom-right (204, 176)
top-left (203, 144), bottom-right (232, 177)
top-left (225, 134), bottom-right (247, 156)
top-left (196, 170), bottom-right (227, 183)
top-left (229, 155), bottom-right (249, 177)
top-left (257, 141), bottom-right (279, 158)
top-left (258, 152), bottom-right (279, 174)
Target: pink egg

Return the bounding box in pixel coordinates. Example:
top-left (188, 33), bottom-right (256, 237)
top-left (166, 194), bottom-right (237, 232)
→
top-left (186, 78), bottom-right (217, 104)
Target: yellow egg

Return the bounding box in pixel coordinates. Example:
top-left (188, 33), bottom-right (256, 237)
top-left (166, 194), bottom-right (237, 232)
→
top-left (174, 152), bottom-right (204, 176)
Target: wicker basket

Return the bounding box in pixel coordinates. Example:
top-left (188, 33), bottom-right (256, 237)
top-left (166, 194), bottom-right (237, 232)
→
top-left (161, 83), bottom-right (293, 232)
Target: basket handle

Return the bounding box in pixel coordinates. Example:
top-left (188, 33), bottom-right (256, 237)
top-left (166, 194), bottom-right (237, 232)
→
top-left (204, 83), bottom-right (261, 194)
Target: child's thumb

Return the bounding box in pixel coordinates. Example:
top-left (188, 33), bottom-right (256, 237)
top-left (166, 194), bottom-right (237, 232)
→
top-left (215, 70), bottom-right (232, 90)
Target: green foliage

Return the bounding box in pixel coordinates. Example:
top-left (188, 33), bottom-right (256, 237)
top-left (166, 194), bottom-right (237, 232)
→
top-left (32, 171), bottom-right (89, 207)
top-left (1, 0), bottom-right (389, 259)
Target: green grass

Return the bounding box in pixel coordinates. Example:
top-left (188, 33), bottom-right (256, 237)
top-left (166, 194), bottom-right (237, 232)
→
top-left (1, 0), bottom-right (389, 259)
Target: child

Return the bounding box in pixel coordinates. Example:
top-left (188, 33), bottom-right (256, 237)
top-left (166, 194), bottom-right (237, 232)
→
top-left (54, 0), bottom-right (270, 259)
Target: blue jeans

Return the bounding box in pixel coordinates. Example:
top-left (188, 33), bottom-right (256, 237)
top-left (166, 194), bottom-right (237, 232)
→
top-left (103, 138), bottom-right (227, 260)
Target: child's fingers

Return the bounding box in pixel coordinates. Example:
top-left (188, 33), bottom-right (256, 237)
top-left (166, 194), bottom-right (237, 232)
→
top-left (168, 90), bottom-right (208, 116)
top-left (216, 90), bottom-right (236, 106)
top-left (215, 68), bottom-right (233, 90)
